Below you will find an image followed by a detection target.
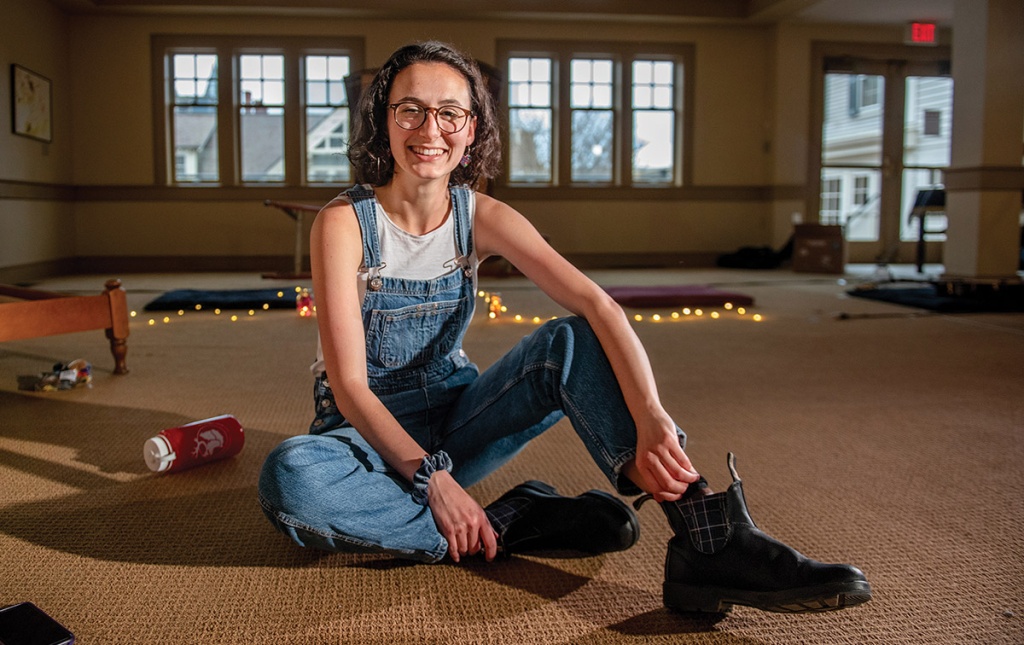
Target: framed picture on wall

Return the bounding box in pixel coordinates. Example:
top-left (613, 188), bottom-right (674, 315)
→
top-left (11, 64), bottom-right (52, 143)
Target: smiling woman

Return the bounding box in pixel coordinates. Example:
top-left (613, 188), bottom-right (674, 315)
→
top-left (256, 40), bottom-right (871, 619)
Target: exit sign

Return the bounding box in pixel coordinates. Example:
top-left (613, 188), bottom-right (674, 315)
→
top-left (906, 21), bottom-right (938, 45)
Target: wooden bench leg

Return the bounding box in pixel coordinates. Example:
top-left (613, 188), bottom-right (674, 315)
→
top-left (104, 279), bottom-right (130, 374)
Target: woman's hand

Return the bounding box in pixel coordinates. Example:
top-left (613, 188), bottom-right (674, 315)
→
top-left (631, 412), bottom-right (701, 502)
top-left (426, 470), bottom-right (499, 562)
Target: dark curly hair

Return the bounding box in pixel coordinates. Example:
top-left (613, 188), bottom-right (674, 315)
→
top-left (348, 41), bottom-right (501, 189)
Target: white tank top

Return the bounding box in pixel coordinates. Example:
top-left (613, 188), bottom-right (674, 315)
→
top-left (311, 191), bottom-right (478, 377)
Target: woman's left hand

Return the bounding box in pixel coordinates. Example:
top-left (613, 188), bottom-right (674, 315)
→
top-left (426, 469), bottom-right (499, 563)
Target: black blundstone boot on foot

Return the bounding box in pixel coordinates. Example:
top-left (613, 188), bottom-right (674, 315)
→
top-left (635, 454), bottom-right (872, 614)
top-left (486, 481), bottom-right (640, 556)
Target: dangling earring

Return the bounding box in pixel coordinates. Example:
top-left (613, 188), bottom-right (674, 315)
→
top-left (460, 146), bottom-right (472, 168)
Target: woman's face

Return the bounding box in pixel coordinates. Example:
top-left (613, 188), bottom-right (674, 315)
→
top-left (386, 62), bottom-right (476, 184)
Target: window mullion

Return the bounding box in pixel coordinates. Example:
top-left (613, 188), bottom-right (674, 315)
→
top-left (556, 53), bottom-right (573, 186)
top-left (217, 45), bottom-right (237, 185)
top-left (283, 47), bottom-right (303, 186)
top-left (619, 57), bottom-right (631, 187)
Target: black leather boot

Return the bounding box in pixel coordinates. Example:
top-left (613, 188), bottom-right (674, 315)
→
top-left (636, 454), bottom-right (872, 614)
top-left (486, 480), bottom-right (640, 556)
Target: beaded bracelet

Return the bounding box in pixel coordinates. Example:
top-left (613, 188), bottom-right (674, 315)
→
top-left (411, 450), bottom-right (453, 505)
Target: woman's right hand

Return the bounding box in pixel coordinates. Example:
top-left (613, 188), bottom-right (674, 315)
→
top-left (426, 470), bottom-right (499, 562)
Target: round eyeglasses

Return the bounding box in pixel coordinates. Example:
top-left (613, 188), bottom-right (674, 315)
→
top-left (389, 102), bottom-right (473, 134)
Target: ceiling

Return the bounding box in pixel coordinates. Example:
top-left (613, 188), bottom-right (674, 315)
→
top-left (47, 0), bottom-right (955, 26)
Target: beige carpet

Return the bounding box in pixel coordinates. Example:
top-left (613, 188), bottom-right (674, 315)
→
top-left (1, 268), bottom-right (1022, 644)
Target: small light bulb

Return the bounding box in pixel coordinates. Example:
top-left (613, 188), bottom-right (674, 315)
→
top-left (162, 316), bottom-right (170, 323)
top-left (695, 309), bottom-right (703, 316)
top-left (737, 307), bottom-right (746, 315)
top-left (195, 304), bottom-right (202, 311)
top-left (488, 311), bottom-right (496, 319)
top-left (130, 311), bottom-right (137, 317)
top-left (277, 291), bottom-right (284, 298)
top-left (532, 316), bottom-right (541, 324)
top-left (753, 314), bottom-right (763, 322)
top-left (514, 314), bottom-right (523, 322)
top-left (214, 308), bottom-right (221, 315)
top-left (478, 290), bottom-right (486, 298)
top-left (177, 310), bottom-right (184, 316)
top-left (652, 314), bottom-right (661, 322)
top-left (711, 311), bottom-right (719, 319)
top-left (262, 303), bottom-right (270, 310)
top-left (671, 312), bottom-right (680, 319)
top-left (682, 308), bottom-right (691, 315)
top-left (634, 314), bottom-right (643, 322)
top-left (248, 310), bottom-right (255, 316)
top-left (724, 302), bottom-right (733, 310)
top-left (231, 315), bottom-right (238, 322)
top-left (148, 319), bottom-right (155, 326)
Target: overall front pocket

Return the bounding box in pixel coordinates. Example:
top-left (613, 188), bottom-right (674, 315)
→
top-left (367, 298), bottom-right (465, 369)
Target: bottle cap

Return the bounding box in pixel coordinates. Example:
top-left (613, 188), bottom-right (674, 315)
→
top-left (143, 435), bottom-right (176, 472)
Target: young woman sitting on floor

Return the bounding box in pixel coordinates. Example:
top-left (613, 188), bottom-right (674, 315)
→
top-left (258, 40), bottom-right (871, 615)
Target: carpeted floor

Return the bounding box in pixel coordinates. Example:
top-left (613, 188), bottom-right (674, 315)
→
top-left (1, 268), bottom-right (1022, 644)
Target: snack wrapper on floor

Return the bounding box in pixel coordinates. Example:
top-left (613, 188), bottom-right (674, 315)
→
top-left (18, 359), bottom-right (92, 392)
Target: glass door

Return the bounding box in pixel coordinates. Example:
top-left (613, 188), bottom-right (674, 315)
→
top-left (815, 56), bottom-right (952, 265)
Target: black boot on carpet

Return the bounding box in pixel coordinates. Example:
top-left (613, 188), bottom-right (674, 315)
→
top-left (635, 453), bottom-right (872, 615)
top-left (485, 481), bottom-right (639, 556)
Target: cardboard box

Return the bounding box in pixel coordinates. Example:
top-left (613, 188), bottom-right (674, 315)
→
top-left (793, 224), bottom-right (845, 274)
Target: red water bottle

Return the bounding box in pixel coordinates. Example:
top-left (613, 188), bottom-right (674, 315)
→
top-left (143, 414), bottom-right (245, 473)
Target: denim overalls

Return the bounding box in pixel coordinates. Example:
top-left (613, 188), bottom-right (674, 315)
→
top-left (258, 184), bottom-right (684, 563)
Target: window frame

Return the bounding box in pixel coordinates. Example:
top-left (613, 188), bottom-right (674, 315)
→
top-left (152, 34), bottom-right (364, 188)
top-left (496, 40), bottom-right (694, 200)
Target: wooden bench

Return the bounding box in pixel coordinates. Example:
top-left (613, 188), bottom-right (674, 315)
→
top-left (0, 279), bottom-right (130, 374)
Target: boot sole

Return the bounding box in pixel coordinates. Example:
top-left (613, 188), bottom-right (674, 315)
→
top-left (664, 579), bottom-right (872, 614)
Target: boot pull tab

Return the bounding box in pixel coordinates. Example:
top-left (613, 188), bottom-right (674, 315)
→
top-left (727, 452), bottom-right (741, 484)
top-left (632, 493), bottom-right (653, 511)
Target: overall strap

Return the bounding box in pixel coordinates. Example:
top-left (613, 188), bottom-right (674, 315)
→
top-left (344, 185), bottom-right (385, 286)
top-left (450, 185), bottom-right (474, 271)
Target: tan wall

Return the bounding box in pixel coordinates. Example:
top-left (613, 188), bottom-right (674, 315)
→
top-left (0, 0), bottom-right (75, 278)
top-left (0, 4), bottom-right (912, 277)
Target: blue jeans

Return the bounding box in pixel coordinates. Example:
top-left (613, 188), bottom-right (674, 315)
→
top-left (258, 316), bottom-right (685, 562)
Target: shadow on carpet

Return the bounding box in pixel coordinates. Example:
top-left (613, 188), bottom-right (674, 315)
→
top-left (847, 281), bottom-right (1024, 313)
top-left (144, 289), bottom-right (302, 311)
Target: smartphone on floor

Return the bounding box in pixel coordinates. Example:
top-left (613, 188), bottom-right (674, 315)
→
top-left (0, 602), bottom-right (74, 645)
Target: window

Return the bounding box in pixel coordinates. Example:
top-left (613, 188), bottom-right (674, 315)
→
top-left (853, 175), bottom-right (870, 206)
top-left (848, 74), bottom-right (881, 117)
top-left (153, 36), bottom-right (363, 187)
top-left (305, 55), bottom-right (352, 183)
top-left (500, 41), bottom-right (693, 192)
top-left (239, 54), bottom-right (285, 182)
top-left (821, 177), bottom-right (842, 225)
top-left (171, 53), bottom-right (218, 182)
top-left (570, 58), bottom-right (614, 182)
top-left (508, 57), bottom-right (553, 183)
top-left (632, 60), bottom-right (676, 184)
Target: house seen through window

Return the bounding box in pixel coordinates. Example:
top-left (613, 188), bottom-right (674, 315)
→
top-left (156, 36), bottom-right (362, 187)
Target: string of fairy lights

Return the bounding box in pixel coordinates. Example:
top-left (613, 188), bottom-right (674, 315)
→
top-left (129, 287), bottom-right (314, 325)
top-left (129, 287), bottom-right (763, 327)
top-left (477, 291), bottom-right (763, 323)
